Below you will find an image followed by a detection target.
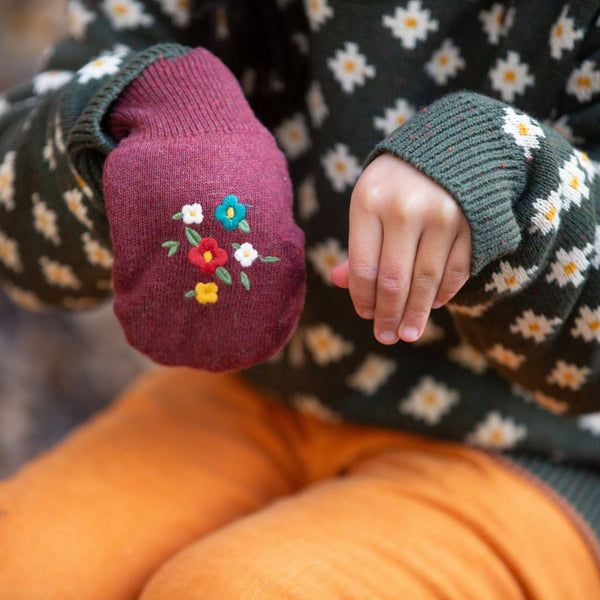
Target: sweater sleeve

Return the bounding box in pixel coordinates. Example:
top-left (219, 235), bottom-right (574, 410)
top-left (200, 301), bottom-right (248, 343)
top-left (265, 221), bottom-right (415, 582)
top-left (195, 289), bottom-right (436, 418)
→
top-left (367, 63), bottom-right (600, 413)
top-left (0, 0), bottom-right (204, 310)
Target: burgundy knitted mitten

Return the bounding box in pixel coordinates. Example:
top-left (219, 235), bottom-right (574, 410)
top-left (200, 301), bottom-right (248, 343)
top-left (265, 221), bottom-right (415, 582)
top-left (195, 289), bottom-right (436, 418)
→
top-left (103, 48), bottom-right (305, 372)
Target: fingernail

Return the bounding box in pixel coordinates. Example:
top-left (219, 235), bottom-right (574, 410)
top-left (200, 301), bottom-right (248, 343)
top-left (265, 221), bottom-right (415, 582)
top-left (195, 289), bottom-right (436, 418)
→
top-left (400, 326), bottom-right (419, 341)
top-left (432, 299), bottom-right (443, 309)
top-left (361, 309), bottom-right (374, 319)
top-left (378, 331), bottom-right (397, 344)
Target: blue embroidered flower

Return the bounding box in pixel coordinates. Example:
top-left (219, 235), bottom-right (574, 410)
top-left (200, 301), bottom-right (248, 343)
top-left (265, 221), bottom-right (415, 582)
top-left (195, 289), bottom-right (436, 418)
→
top-left (215, 195), bottom-right (247, 231)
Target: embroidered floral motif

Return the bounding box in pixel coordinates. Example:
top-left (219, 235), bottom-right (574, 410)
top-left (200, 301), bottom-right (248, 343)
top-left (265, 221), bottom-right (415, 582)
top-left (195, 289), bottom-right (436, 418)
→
top-left (172, 202), bottom-right (204, 224)
top-left (215, 195), bottom-right (249, 231)
top-left (188, 238), bottom-right (228, 275)
top-left (188, 282), bottom-right (219, 304)
top-left (234, 242), bottom-right (259, 267)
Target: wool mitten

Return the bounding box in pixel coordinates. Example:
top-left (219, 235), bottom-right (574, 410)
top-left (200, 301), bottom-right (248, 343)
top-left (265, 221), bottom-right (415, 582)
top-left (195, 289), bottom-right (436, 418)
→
top-left (103, 48), bottom-right (305, 372)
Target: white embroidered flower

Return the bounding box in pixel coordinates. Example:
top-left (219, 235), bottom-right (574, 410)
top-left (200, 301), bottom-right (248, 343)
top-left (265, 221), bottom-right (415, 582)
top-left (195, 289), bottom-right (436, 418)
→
top-left (4, 283), bottom-right (46, 311)
top-left (157, 0), bottom-right (190, 27)
top-left (509, 309), bottom-right (562, 343)
top-left (82, 233), bottom-right (113, 268)
top-left (0, 230), bottom-right (22, 273)
top-left (307, 237), bottom-right (347, 285)
top-left (545, 244), bottom-right (593, 288)
top-left (478, 3), bottom-right (515, 45)
top-left (77, 54), bottom-right (122, 84)
top-left (592, 225), bottom-right (600, 269)
top-left (0, 96), bottom-right (9, 117)
top-left (399, 376), bottom-right (459, 425)
top-left (40, 256), bottom-right (81, 289)
top-left (570, 305), bottom-right (600, 343)
top-left (489, 51), bottom-right (534, 103)
top-left (502, 107), bottom-right (545, 159)
top-left (413, 318), bottom-right (445, 346)
top-left (487, 344), bottom-right (526, 370)
top-left (291, 394), bottom-right (342, 423)
top-left (55, 112), bottom-right (66, 153)
top-left (466, 412), bottom-right (526, 450)
top-left (240, 68), bottom-right (257, 96)
top-left (529, 190), bottom-right (562, 235)
top-left (42, 138), bottom-right (56, 171)
top-left (550, 115), bottom-right (583, 145)
top-left (275, 113), bottom-right (311, 160)
top-left (558, 154), bottom-right (589, 210)
top-left (373, 98), bottom-right (416, 134)
top-left (215, 6), bottom-right (229, 40)
top-left (32, 194), bottom-right (60, 245)
top-left (484, 261), bottom-right (537, 294)
top-left (346, 353), bottom-right (396, 396)
top-left (448, 342), bottom-right (488, 374)
top-left (382, 1), bottom-right (439, 50)
top-left (578, 413), bottom-right (600, 435)
top-left (566, 60), bottom-right (600, 103)
top-left (321, 143), bottom-right (361, 192)
top-left (303, 0), bottom-right (333, 31)
top-left (292, 32), bottom-right (310, 55)
top-left (67, 0), bottom-right (97, 40)
top-left (546, 359), bottom-right (590, 391)
top-left (32, 70), bottom-right (73, 95)
top-left (63, 188), bottom-right (92, 229)
top-left (101, 0), bottom-right (154, 30)
top-left (425, 39), bottom-right (465, 86)
top-left (327, 42), bottom-right (376, 93)
top-left (287, 330), bottom-right (306, 368)
top-left (0, 151), bottom-right (16, 211)
top-left (71, 168), bottom-right (94, 199)
top-left (298, 176), bottom-right (319, 221)
top-left (306, 80), bottom-right (329, 128)
top-left (304, 324), bottom-right (354, 366)
top-left (181, 203), bottom-right (203, 225)
top-left (574, 149), bottom-right (599, 182)
top-left (234, 242), bottom-right (259, 267)
top-left (549, 6), bottom-right (584, 60)
top-left (446, 302), bottom-right (490, 318)
top-left (532, 391), bottom-right (569, 415)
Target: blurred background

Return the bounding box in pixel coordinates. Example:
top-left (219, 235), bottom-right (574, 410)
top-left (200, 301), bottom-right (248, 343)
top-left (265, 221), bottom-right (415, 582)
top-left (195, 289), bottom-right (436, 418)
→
top-left (0, 0), bottom-right (150, 477)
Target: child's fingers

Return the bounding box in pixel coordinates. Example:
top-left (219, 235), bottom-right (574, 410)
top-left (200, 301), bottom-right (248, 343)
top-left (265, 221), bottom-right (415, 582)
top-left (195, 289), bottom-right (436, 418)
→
top-left (330, 260), bottom-right (349, 288)
top-left (432, 230), bottom-right (472, 308)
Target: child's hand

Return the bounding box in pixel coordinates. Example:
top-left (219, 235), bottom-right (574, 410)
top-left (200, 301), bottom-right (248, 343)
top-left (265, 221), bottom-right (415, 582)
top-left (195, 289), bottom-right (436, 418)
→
top-left (330, 153), bottom-right (471, 345)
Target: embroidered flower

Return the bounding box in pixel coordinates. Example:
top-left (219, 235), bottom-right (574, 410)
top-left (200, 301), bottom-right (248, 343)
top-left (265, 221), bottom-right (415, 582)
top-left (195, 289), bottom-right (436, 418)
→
top-left (215, 5), bottom-right (230, 40)
top-left (550, 115), bottom-right (583, 145)
top-left (487, 344), bottom-right (525, 370)
top-left (306, 80), bottom-right (329, 128)
top-left (446, 302), bottom-right (490, 318)
top-left (574, 149), bottom-right (598, 182)
top-left (82, 233), bottom-right (113, 268)
top-left (292, 32), bottom-right (310, 55)
top-left (77, 54), bottom-right (122, 84)
top-left (101, 0), bottom-right (154, 30)
top-left (63, 188), bottom-right (92, 228)
top-left (478, 3), bottom-right (515, 45)
top-left (188, 238), bottom-right (228, 275)
top-left (545, 244), bottom-right (593, 288)
top-left (413, 318), bottom-right (445, 346)
top-left (399, 376), bottom-right (459, 425)
top-left (502, 107), bottom-right (545, 159)
top-left (571, 305), bottom-right (600, 343)
top-left (305, 324), bottom-right (354, 366)
top-left (0, 151), bottom-right (16, 211)
top-left (484, 261), bottom-right (537, 294)
top-left (0, 230), bottom-right (22, 273)
top-left (32, 70), bottom-right (73, 95)
top-left (509, 309), bottom-right (562, 343)
top-left (287, 330), bottom-right (306, 368)
top-left (4, 283), bottom-right (45, 311)
top-left (558, 154), bottom-right (589, 210)
top-left (193, 282), bottom-right (218, 304)
top-left (466, 412), bottom-right (526, 450)
top-left (67, 0), bottom-right (97, 40)
top-left (298, 176), bottom-right (319, 221)
top-left (578, 413), bottom-right (600, 436)
top-left (291, 394), bottom-right (343, 423)
top-left (489, 51), bottom-right (534, 103)
top-left (546, 359), bottom-right (590, 391)
top-left (532, 391), bottom-right (569, 415)
top-left (234, 242), bottom-right (259, 267)
top-left (55, 112), bottom-right (66, 153)
top-left (382, 1), bottom-right (439, 50)
top-left (307, 237), bottom-right (347, 285)
top-left (425, 39), bottom-right (465, 86)
top-left (32, 194), bottom-right (60, 245)
top-left (529, 190), bottom-right (562, 235)
top-left (180, 203), bottom-right (204, 225)
top-left (304, 0), bottom-right (333, 31)
top-left (549, 6), bottom-right (584, 60)
top-left (321, 143), bottom-right (361, 192)
top-left (447, 343), bottom-right (488, 374)
top-left (566, 60), bottom-right (600, 103)
top-left (275, 113), bottom-right (311, 160)
top-left (156, 0), bottom-right (190, 27)
top-left (215, 195), bottom-right (247, 231)
top-left (43, 138), bottom-right (56, 171)
top-left (39, 256), bottom-right (81, 289)
top-left (346, 353), bottom-right (396, 395)
top-left (373, 98), bottom-right (416, 135)
top-left (327, 42), bottom-right (375, 94)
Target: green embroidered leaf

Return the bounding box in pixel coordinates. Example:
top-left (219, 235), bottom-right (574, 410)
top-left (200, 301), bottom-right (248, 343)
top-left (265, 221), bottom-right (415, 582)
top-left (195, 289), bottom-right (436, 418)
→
top-left (162, 241), bottom-right (180, 257)
top-left (260, 256), bottom-right (281, 263)
top-left (184, 290), bottom-right (197, 298)
top-left (172, 212), bottom-right (184, 220)
top-left (238, 219), bottom-right (250, 234)
top-left (185, 227), bottom-right (201, 246)
top-left (215, 267), bottom-right (232, 285)
top-left (232, 243), bottom-right (241, 250)
top-left (240, 271), bottom-right (250, 290)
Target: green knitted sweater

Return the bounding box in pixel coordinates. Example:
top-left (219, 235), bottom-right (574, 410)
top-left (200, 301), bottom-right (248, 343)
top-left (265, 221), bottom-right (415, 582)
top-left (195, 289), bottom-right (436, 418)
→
top-left (1, 0), bottom-right (600, 544)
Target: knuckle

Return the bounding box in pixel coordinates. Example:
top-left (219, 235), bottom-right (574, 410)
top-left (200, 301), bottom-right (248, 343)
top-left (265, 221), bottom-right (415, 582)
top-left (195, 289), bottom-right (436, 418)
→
top-left (350, 261), bottom-right (378, 283)
top-left (378, 267), bottom-right (409, 294)
top-left (412, 270), bottom-right (439, 293)
top-left (441, 268), bottom-right (470, 292)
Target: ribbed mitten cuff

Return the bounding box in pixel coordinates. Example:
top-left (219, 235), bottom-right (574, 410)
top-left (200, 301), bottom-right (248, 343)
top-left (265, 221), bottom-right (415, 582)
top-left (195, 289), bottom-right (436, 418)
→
top-left (367, 91), bottom-right (530, 275)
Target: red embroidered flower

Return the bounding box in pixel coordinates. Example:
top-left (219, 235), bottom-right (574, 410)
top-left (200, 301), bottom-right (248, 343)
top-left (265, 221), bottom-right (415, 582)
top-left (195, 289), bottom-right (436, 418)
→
top-left (188, 238), bottom-right (228, 275)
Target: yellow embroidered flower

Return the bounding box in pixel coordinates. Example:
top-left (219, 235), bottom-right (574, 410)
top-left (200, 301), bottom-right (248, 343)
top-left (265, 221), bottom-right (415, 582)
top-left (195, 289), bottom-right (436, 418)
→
top-left (194, 282), bottom-right (218, 304)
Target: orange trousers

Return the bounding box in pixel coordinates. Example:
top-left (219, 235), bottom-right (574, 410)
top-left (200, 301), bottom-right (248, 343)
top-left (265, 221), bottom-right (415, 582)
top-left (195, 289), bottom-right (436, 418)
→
top-left (1, 367), bottom-right (599, 599)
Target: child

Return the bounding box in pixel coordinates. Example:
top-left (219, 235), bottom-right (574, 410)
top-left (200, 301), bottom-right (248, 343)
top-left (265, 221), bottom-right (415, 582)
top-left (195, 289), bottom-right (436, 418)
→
top-left (0, 1), bottom-right (599, 597)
